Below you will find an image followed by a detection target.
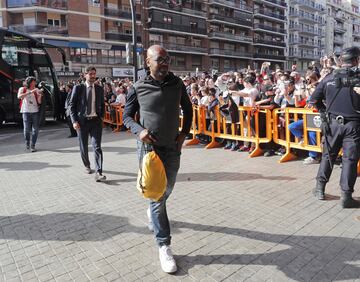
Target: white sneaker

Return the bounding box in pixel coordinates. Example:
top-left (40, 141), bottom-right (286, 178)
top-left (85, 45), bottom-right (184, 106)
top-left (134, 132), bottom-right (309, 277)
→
top-left (159, 245), bottom-right (177, 273)
top-left (303, 157), bottom-right (320, 165)
top-left (147, 207), bottom-right (154, 232)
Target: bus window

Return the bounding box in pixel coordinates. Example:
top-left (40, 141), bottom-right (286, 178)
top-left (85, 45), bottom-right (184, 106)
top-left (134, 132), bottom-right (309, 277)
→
top-left (2, 45), bottom-right (18, 65)
top-left (37, 67), bottom-right (54, 85)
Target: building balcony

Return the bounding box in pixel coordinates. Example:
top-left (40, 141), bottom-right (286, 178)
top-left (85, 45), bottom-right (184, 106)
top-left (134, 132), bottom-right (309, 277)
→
top-left (9, 24), bottom-right (68, 35)
top-left (254, 0), bottom-right (286, 8)
top-left (104, 7), bottom-right (141, 20)
top-left (334, 25), bottom-right (346, 34)
top-left (289, 52), bottom-right (318, 60)
top-left (208, 31), bottom-right (253, 43)
top-left (150, 41), bottom-right (207, 54)
top-left (149, 21), bottom-right (207, 35)
top-left (208, 13), bottom-right (252, 28)
top-left (289, 11), bottom-right (324, 24)
top-left (289, 0), bottom-right (325, 13)
top-left (147, 0), bottom-right (207, 18)
top-left (253, 38), bottom-right (286, 47)
top-left (208, 0), bottom-right (253, 13)
top-left (333, 37), bottom-right (344, 44)
top-left (289, 39), bottom-right (318, 48)
top-left (332, 13), bottom-right (347, 22)
top-left (7, 0), bottom-right (67, 9)
top-left (105, 32), bottom-right (141, 42)
top-left (253, 8), bottom-right (286, 22)
top-left (253, 53), bottom-right (286, 60)
top-left (354, 31), bottom-right (360, 38)
top-left (253, 23), bottom-right (286, 34)
top-left (289, 24), bottom-right (322, 36)
top-left (209, 48), bottom-right (252, 58)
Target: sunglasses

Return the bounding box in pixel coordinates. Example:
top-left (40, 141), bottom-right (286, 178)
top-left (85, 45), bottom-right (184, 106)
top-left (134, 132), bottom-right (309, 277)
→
top-left (154, 56), bottom-right (171, 65)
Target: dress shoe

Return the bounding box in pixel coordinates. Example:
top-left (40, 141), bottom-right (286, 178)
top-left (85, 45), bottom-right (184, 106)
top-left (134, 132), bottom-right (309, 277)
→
top-left (340, 192), bottom-right (360, 208)
top-left (313, 183), bottom-right (325, 200)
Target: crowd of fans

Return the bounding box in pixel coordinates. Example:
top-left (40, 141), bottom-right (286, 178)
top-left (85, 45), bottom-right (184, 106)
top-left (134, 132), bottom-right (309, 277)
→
top-left (57, 54), bottom-right (341, 164)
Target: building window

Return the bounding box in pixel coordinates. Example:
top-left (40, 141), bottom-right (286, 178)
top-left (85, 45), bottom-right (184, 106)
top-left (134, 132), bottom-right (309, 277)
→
top-left (163, 16), bottom-right (172, 23)
top-left (192, 39), bottom-right (201, 47)
top-left (24, 17), bottom-right (36, 26)
top-left (89, 21), bottom-right (101, 32)
top-left (192, 56), bottom-right (201, 68)
top-left (211, 58), bottom-right (219, 69)
top-left (224, 59), bottom-right (231, 70)
top-left (89, 0), bottom-right (100, 7)
top-left (48, 19), bottom-right (60, 26)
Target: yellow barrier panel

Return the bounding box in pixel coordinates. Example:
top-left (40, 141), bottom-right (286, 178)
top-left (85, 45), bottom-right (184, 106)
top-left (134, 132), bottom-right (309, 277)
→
top-left (186, 104), bottom-right (272, 156)
top-left (273, 108), bottom-right (322, 163)
top-left (186, 105), bottom-right (205, 146)
top-left (212, 106), bottom-right (273, 156)
top-left (103, 103), bottom-right (124, 132)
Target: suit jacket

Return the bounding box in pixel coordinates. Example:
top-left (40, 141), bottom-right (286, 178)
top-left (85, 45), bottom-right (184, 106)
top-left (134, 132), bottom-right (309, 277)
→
top-left (69, 83), bottom-right (105, 124)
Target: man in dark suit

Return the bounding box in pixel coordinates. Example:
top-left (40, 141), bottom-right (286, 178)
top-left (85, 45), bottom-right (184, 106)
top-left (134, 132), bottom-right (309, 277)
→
top-left (69, 66), bottom-right (106, 182)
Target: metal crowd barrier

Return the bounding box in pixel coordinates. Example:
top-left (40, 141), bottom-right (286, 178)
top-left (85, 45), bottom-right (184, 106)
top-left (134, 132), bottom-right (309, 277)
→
top-left (272, 108), bottom-right (322, 163)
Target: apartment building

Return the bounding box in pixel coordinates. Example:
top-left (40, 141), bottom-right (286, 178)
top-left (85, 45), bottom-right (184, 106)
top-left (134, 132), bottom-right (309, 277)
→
top-left (326, 0), bottom-right (360, 54)
top-left (0, 0), bottom-right (142, 78)
top-left (288, 0), bottom-right (326, 72)
top-left (143, 0), bottom-right (287, 73)
top-left (253, 0), bottom-right (287, 69)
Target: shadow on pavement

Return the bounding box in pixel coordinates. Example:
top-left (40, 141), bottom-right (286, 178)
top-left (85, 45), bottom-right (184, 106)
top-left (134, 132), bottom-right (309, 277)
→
top-left (0, 213), bottom-right (150, 241)
top-left (0, 213), bottom-right (358, 280)
top-left (48, 146), bottom-right (137, 155)
top-left (0, 162), bottom-right (70, 171)
top-left (171, 220), bottom-right (360, 281)
top-left (177, 172), bottom-right (296, 182)
top-left (97, 171), bottom-right (296, 185)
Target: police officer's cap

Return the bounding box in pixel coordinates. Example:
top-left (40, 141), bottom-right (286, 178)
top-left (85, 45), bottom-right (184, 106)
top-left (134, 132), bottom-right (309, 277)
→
top-left (341, 47), bottom-right (360, 63)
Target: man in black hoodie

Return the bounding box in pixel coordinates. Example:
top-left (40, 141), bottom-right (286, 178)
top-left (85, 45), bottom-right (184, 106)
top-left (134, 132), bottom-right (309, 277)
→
top-left (123, 45), bottom-right (193, 273)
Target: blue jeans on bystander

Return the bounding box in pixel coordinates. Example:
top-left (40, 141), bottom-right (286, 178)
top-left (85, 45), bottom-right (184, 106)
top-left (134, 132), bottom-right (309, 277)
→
top-left (22, 112), bottom-right (40, 147)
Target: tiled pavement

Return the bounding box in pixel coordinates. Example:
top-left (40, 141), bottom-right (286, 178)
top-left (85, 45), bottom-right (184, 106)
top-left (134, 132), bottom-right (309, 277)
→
top-left (0, 124), bottom-right (359, 281)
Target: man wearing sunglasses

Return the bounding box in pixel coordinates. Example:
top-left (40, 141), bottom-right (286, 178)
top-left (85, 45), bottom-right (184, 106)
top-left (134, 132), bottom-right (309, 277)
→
top-left (123, 45), bottom-right (193, 273)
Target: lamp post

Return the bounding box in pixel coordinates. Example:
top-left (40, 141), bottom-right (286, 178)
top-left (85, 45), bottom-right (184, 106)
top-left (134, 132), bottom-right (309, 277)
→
top-left (129, 0), bottom-right (138, 82)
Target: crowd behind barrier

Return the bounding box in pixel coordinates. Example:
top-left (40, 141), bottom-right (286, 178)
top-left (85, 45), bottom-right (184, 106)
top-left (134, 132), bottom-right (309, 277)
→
top-left (57, 54), bottom-right (359, 172)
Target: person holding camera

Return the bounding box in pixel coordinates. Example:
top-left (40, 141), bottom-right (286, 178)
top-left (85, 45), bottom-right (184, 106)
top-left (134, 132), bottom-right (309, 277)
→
top-left (311, 47), bottom-right (360, 208)
top-left (123, 45), bottom-right (192, 274)
top-left (17, 76), bottom-right (43, 152)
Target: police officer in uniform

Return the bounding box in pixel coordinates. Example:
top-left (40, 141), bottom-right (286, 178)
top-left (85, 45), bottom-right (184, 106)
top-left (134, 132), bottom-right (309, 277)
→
top-left (311, 47), bottom-right (360, 208)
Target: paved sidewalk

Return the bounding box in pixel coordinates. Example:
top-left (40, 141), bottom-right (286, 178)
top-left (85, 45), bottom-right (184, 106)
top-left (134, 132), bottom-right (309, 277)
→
top-left (0, 125), bottom-right (359, 281)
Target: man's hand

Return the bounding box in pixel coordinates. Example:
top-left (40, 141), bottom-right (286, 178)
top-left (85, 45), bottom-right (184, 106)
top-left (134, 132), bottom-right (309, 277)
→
top-left (139, 129), bottom-right (157, 144)
top-left (176, 132), bottom-right (187, 152)
top-left (73, 122), bottom-right (80, 130)
top-left (354, 87), bottom-right (360, 95)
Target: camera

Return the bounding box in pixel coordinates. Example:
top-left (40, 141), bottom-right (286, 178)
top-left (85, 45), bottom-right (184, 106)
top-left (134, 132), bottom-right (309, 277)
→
top-left (334, 67), bottom-right (360, 88)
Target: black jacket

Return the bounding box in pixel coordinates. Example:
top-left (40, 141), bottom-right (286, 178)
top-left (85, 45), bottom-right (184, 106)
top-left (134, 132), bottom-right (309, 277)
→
top-left (69, 83), bottom-right (105, 124)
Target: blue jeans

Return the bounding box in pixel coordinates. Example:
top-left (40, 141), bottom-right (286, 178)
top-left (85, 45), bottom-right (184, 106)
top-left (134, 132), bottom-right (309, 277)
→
top-left (22, 112), bottom-right (40, 147)
top-left (288, 119), bottom-right (318, 158)
top-left (137, 141), bottom-right (180, 247)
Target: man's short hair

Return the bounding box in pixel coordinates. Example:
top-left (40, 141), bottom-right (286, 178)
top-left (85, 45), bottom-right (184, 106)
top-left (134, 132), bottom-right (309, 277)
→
top-left (85, 66), bottom-right (96, 73)
top-left (341, 47), bottom-right (360, 63)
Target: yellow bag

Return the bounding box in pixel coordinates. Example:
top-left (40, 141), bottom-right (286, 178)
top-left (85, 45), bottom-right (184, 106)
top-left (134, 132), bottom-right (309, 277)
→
top-left (137, 151), bottom-right (167, 201)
